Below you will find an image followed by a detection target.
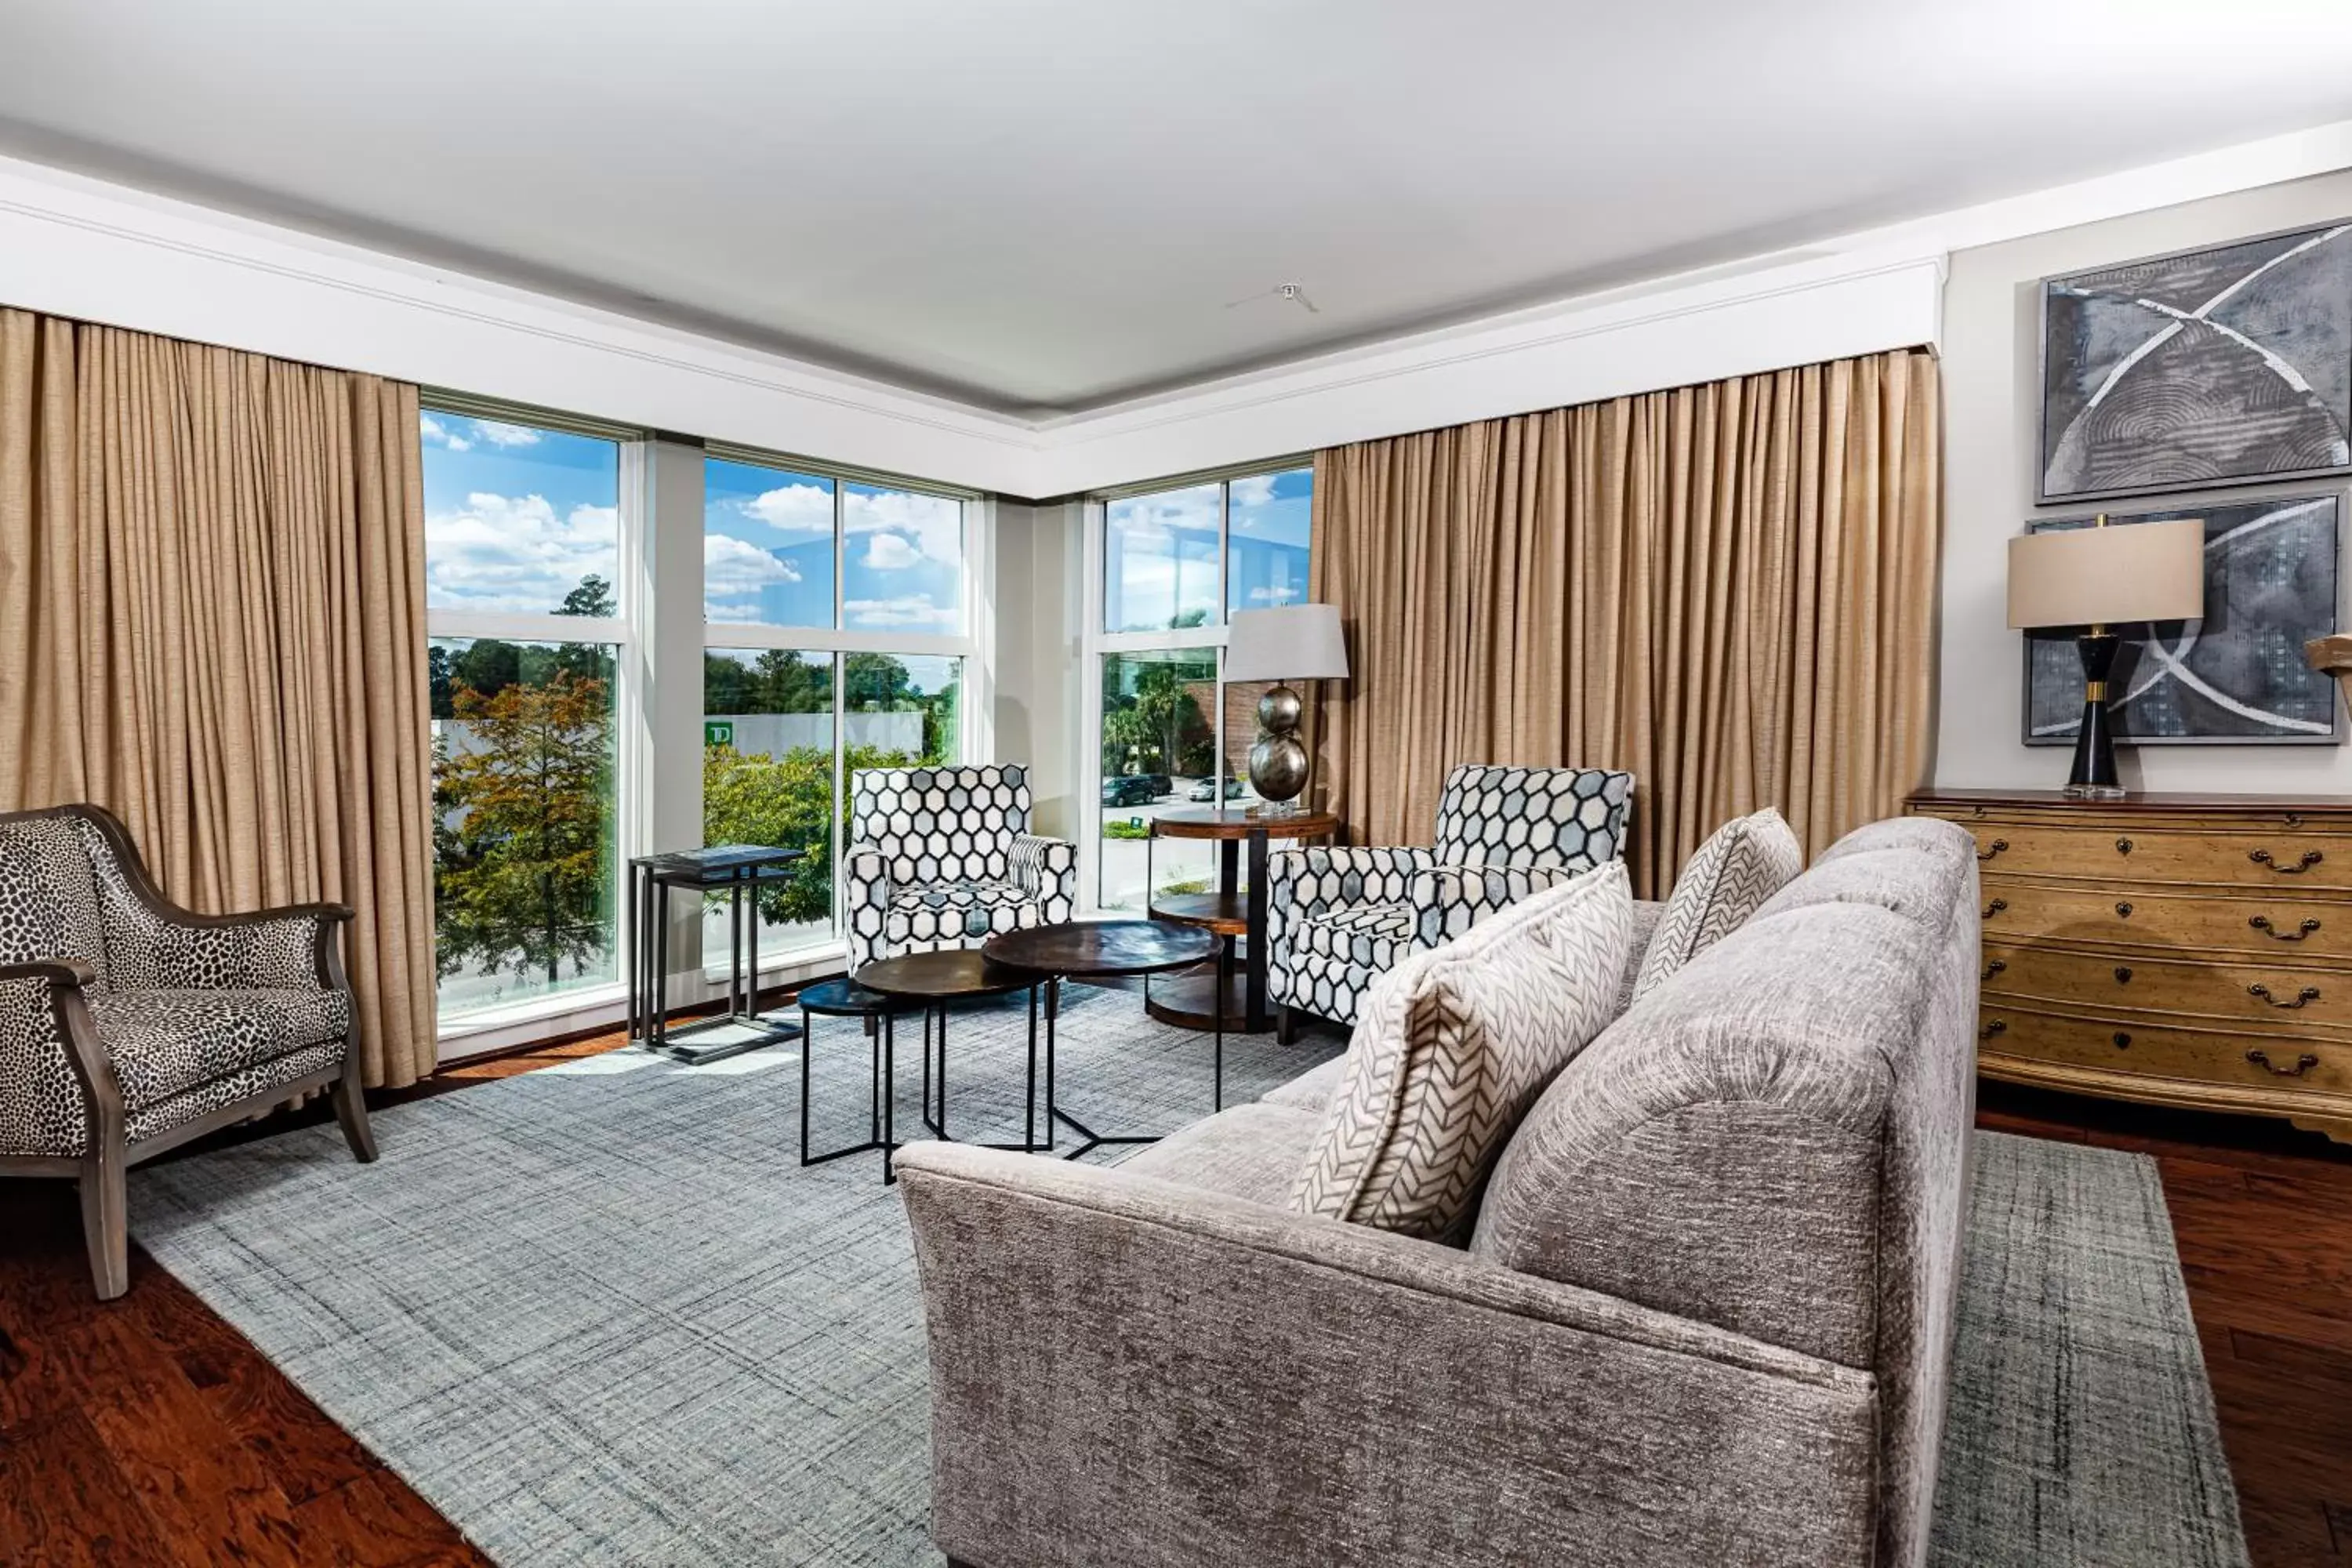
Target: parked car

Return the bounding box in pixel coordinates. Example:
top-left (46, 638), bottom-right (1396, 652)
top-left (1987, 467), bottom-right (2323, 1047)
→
top-left (1187, 776), bottom-right (1247, 803)
top-left (1102, 775), bottom-right (1165, 808)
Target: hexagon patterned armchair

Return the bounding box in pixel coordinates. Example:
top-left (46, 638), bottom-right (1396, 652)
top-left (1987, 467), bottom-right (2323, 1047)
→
top-left (1267, 764), bottom-right (1635, 1032)
top-left (843, 764), bottom-right (1077, 977)
top-left (0, 804), bottom-right (376, 1301)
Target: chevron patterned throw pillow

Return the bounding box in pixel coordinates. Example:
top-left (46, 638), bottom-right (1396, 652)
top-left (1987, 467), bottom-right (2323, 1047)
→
top-left (1287, 860), bottom-right (1633, 1241)
top-left (1632, 807), bottom-right (1804, 1002)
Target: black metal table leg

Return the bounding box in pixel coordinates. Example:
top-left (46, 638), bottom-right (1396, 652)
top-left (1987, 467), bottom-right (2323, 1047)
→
top-left (883, 1009), bottom-right (898, 1185)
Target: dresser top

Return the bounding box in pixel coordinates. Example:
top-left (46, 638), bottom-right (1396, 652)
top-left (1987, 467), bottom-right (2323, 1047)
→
top-left (1910, 787), bottom-right (2352, 815)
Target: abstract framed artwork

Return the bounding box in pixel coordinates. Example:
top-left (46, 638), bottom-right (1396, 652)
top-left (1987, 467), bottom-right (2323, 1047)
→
top-left (2038, 221), bottom-right (2352, 504)
top-left (2022, 494), bottom-right (2344, 747)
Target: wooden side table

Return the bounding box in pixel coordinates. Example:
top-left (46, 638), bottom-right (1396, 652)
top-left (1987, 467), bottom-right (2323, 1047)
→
top-left (1146, 806), bottom-right (1339, 1034)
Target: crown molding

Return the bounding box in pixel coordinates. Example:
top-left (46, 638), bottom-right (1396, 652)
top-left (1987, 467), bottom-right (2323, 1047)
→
top-left (1, 112), bottom-right (2347, 498)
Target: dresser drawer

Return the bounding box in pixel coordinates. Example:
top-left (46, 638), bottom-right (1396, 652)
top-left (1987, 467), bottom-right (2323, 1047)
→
top-left (1964, 822), bottom-right (2352, 892)
top-left (1977, 1007), bottom-right (2352, 1097)
top-left (1980, 943), bottom-right (2352, 1036)
top-left (1978, 880), bottom-right (2352, 965)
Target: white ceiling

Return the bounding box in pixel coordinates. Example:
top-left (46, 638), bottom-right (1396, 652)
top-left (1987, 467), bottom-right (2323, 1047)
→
top-left (3, 1), bottom-right (2350, 416)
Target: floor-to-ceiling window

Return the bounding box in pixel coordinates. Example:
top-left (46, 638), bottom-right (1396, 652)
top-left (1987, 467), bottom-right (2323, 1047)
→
top-left (421, 405), bottom-right (635, 1019)
top-left (702, 450), bottom-right (975, 958)
top-left (1084, 464), bottom-right (1312, 911)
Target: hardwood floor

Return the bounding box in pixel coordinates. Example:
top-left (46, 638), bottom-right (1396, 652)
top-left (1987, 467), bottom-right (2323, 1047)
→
top-left (2, 1044), bottom-right (2347, 1565)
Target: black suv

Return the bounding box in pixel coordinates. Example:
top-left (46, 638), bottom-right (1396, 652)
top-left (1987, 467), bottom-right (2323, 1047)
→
top-left (1102, 775), bottom-right (1167, 807)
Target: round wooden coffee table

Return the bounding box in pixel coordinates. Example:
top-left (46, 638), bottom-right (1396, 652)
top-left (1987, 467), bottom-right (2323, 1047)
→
top-left (1146, 806), bottom-right (1339, 1034)
top-left (855, 949), bottom-right (1047, 1182)
top-left (982, 920), bottom-right (1221, 1159)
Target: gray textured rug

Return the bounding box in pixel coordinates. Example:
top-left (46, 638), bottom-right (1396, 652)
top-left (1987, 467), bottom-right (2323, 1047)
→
top-left (129, 988), bottom-right (2246, 1566)
top-left (1927, 1135), bottom-right (2248, 1568)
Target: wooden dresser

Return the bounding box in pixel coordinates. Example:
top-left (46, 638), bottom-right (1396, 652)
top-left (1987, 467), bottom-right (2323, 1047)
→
top-left (1908, 789), bottom-right (2352, 1145)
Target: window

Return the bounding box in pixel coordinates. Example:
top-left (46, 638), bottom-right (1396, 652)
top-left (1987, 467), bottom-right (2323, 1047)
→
top-left (702, 453), bottom-right (978, 956)
top-left (1085, 464), bottom-right (1313, 911)
top-left (422, 410), bottom-right (630, 1018)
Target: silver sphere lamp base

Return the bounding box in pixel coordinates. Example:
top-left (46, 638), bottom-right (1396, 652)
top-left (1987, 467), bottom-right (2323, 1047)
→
top-left (1246, 683), bottom-right (1310, 810)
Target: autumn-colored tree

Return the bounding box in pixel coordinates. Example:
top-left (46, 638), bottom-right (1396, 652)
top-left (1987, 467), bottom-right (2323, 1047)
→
top-left (434, 671), bottom-right (615, 985)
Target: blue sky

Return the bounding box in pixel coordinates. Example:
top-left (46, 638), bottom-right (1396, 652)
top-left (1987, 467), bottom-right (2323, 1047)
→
top-left (1105, 467), bottom-right (1311, 632)
top-left (420, 413), bottom-right (620, 614)
top-left (420, 413), bottom-right (966, 631)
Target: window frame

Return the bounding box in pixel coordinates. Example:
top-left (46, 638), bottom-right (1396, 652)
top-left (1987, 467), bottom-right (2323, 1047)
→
top-left (419, 395), bottom-right (647, 1038)
top-left (701, 443), bottom-right (989, 963)
top-left (1077, 457), bottom-right (1311, 913)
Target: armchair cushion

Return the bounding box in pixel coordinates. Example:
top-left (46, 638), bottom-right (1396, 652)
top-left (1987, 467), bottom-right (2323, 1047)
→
top-left (89, 987), bottom-right (354, 1112)
top-left (883, 880), bottom-right (1041, 953)
top-left (1290, 862), bottom-right (1633, 1241)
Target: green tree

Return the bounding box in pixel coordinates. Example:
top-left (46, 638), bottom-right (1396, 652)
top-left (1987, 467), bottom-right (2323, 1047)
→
top-left (434, 671), bottom-right (615, 985)
top-left (702, 741), bottom-right (918, 925)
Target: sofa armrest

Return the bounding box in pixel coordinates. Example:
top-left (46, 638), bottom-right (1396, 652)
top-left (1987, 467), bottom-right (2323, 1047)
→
top-left (1009, 833), bottom-right (1077, 924)
top-left (896, 1141), bottom-right (1879, 1568)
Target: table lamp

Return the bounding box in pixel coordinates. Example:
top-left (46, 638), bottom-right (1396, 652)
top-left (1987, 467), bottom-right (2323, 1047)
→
top-left (2007, 515), bottom-right (2204, 799)
top-left (1221, 604), bottom-right (1350, 811)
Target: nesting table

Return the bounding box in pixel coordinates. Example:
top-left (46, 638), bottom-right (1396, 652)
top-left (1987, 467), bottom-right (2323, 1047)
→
top-left (627, 844), bottom-right (808, 1065)
top-left (982, 920), bottom-right (1221, 1160)
top-left (851, 949), bottom-right (1051, 1183)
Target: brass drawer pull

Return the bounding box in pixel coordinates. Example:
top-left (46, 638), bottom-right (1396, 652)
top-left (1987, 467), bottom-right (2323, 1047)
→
top-left (1979, 1020), bottom-right (2005, 1041)
top-left (2113, 966), bottom-right (2132, 984)
top-left (1981, 898), bottom-right (2007, 920)
top-left (2115, 837), bottom-right (2133, 855)
top-left (2250, 915), bottom-right (2321, 942)
top-left (2250, 848), bottom-right (2324, 874)
top-left (2114, 901), bottom-right (2133, 918)
top-left (1976, 837), bottom-right (2009, 862)
top-left (1982, 959), bottom-right (2006, 982)
top-left (2112, 1031), bottom-right (2132, 1049)
top-left (2249, 983), bottom-right (2321, 1009)
top-left (2245, 1048), bottom-right (2319, 1078)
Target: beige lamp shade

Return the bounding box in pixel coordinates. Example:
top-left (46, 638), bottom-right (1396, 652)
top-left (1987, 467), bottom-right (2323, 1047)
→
top-left (1223, 604), bottom-right (1350, 682)
top-left (2006, 518), bottom-right (2205, 630)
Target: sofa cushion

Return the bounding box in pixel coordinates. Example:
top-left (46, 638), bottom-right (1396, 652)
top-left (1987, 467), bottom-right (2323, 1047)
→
top-left (89, 987), bottom-right (353, 1112)
top-left (1117, 1101), bottom-right (1325, 1207)
top-left (1633, 808), bottom-right (1803, 1001)
top-left (1258, 1054), bottom-right (1348, 1114)
top-left (1288, 862), bottom-right (1632, 1241)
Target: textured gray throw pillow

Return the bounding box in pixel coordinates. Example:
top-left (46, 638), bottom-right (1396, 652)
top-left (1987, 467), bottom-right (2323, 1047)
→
top-left (1288, 861), bottom-right (1633, 1241)
top-left (1632, 806), bottom-right (1804, 1000)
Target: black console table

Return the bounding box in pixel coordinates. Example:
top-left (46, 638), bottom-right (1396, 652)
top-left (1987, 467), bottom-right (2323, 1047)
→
top-left (627, 844), bottom-right (808, 1065)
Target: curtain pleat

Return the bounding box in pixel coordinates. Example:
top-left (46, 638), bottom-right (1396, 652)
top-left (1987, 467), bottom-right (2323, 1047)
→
top-left (0, 309), bottom-right (437, 1087)
top-left (1309, 348), bottom-right (1941, 898)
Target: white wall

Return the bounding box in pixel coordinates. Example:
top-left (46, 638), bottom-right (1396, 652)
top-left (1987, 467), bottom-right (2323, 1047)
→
top-left (988, 499), bottom-right (1085, 839)
top-left (1935, 166), bottom-right (2352, 794)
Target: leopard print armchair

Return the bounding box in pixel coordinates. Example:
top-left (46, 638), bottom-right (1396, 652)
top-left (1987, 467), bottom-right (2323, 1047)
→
top-left (842, 764), bottom-right (1077, 977)
top-left (0, 804), bottom-right (376, 1300)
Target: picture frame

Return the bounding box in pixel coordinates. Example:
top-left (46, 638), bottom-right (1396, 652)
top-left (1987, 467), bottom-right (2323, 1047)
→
top-left (2020, 492), bottom-right (2345, 747)
top-left (2037, 220), bottom-right (2352, 505)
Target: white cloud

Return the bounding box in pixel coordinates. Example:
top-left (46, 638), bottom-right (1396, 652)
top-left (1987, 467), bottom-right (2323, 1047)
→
top-left (1109, 485), bottom-right (1219, 548)
top-left (1249, 583), bottom-right (1301, 604)
top-left (844, 488), bottom-right (960, 563)
top-left (472, 419), bottom-right (543, 448)
top-left (862, 532), bottom-right (923, 571)
top-left (1229, 474), bottom-right (1275, 508)
top-left (419, 414), bottom-right (472, 452)
top-left (425, 492), bottom-right (616, 613)
top-left (845, 594), bottom-right (959, 629)
top-left (704, 533), bottom-right (803, 621)
top-left (739, 482), bottom-right (834, 535)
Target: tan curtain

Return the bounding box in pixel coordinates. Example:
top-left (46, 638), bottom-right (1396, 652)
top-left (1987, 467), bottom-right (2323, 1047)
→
top-left (1310, 348), bottom-right (1940, 898)
top-left (0, 309), bottom-right (437, 1087)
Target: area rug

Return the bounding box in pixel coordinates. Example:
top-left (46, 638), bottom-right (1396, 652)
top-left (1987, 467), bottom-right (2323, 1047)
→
top-left (129, 988), bottom-right (2247, 1566)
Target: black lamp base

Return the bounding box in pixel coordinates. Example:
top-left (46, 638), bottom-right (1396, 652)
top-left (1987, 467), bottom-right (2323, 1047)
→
top-left (2063, 630), bottom-right (2125, 800)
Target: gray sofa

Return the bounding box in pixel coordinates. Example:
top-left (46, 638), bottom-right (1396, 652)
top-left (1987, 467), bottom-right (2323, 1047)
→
top-left (895, 816), bottom-right (1979, 1568)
